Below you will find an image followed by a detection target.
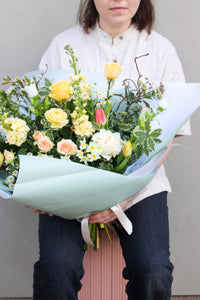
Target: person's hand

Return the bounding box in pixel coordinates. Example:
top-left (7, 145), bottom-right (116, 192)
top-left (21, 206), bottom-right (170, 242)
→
top-left (89, 200), bottom-right (127, 224)
top-left (89, 208), bottom-right (117, 224)
top-left (25, 206), bottom-right (53, 217)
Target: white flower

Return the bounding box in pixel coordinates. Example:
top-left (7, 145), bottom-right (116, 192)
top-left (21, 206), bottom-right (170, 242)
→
top-left (12, 170), bottom-right (18, 177)
top-left (8, 182), bottom-right (15, 191)
top-left (76, 150), bottom-right (84, 158)
top-left (60, 155), bottom-right (70, 161)
top-left (88, 142), bottom-right (102, 155)
top-left (70, 74), bottom-right (80, 82)
top-left (79, 155), bottom-right (88, 164)
top-left (79, 139), bottom-right (87, 150)
top-left (7, 175), bottom-right (15, 183)
top-left (92, 129), bottom-right (123, 160)
top-left (24, 83), bottom-right (38, 98)
top-left (87, 153), bottom-right (101, 162)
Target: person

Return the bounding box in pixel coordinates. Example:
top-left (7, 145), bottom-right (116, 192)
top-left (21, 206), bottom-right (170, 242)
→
top-left (32, 0), bottom-right (191, 299)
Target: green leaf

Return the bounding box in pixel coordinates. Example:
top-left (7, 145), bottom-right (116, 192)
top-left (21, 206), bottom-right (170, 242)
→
top-left (134, 130), bottom-right (146, 144)
top-left (147, 137), bottom-right (155, 151)
top-left (17, 148), bottom-right (27, 155)
top-left (118, 123), bottom-right (133, 132)
top-left (150, 128), bottom-right (162, 138)
top-left (44, 78), bottom-right (52, 88)
top-left (39, 90), bottom-right (49, 97)
top-left (144, 120), bottom-right (151, 133)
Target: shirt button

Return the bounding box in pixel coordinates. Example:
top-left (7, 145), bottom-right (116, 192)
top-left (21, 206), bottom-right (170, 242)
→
top-left (113, 59), bottom-right (117, 63)
top-left (119, 36), bottom-right (123, 40)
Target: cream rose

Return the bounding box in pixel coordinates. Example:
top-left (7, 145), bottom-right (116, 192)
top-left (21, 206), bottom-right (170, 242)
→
top-left (49, 80), bottom-right (72, 101)
top-left (57, 139), bottom-right (77, 155)
top-left (45, 108), bottom-right (68, 129)
top-left (37, 137), bottom-right (54, 153)
top-left (104, 62), bottom-right (122, 80)
top-left (74, 121), bottom-right (94, 137)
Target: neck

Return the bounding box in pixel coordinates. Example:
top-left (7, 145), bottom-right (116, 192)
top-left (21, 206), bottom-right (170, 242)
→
top-left (98, 20), bottom-right (131, 38)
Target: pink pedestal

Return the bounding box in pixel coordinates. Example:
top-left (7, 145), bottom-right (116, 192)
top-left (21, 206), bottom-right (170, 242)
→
top-left (79, 231), bottom-right (127, 300)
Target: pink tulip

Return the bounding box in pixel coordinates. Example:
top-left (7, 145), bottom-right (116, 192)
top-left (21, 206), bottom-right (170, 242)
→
top-left (95, 108), bottom-right (107, 125)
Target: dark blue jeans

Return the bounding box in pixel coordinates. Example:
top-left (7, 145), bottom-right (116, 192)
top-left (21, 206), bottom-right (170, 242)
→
top-left (33, 192), bottom-right (173, 300)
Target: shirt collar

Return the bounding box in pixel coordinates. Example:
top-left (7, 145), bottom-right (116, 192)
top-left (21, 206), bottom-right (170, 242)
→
top-left (90, 22), bottom-right (139, 43)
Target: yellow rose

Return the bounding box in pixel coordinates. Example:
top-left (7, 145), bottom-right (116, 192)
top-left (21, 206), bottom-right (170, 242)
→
top-left (45, 108), bottom-right (68, 129)
top-left (123, 141), bottom-right (132, 157)
top-left (104, 62), bottom-right (122, 79)
top-left (0, 152), bottom-right (4, 167)
top-left (49, 80), bottom-right (72, 101)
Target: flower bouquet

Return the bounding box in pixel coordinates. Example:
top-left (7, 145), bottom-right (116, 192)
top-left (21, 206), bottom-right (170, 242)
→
top-left (0, 45), bottom-right (200, 249)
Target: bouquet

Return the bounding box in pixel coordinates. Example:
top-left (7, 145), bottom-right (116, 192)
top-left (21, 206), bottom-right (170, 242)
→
top-left (0, 45), bottom-right (196, 249)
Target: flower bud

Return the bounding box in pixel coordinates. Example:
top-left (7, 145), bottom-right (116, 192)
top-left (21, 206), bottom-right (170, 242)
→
top-left (104, 62), bottom-right (122, 80)
top-left (0, 152), bottom-right (4, 167)
top-left (95, 108), bottom-right (107, 126)
top-left (123, 141), bottom-right (132, 157)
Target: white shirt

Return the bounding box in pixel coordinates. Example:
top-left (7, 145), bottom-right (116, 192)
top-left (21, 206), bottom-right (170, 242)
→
top-left (39, 23), bottom-right (191, 209)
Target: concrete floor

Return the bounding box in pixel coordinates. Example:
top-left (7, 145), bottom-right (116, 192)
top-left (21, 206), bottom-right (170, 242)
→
top-left (1, 297), bottom-right (200, 300)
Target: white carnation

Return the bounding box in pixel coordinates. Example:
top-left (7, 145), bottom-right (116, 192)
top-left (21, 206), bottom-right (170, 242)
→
top-left (92, 129), bottom-right (123, 160)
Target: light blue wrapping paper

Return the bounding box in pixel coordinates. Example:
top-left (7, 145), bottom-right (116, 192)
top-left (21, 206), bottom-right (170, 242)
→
top-left (1, 69), bottom-right (200, 219)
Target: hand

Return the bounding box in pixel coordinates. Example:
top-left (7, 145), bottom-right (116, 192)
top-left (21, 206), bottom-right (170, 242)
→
top-left (25, 205), bottom-right (53, 217)
top-left (89, 208), bottom-right (117, 224)
top-left (89, 200), bottom-right (128, 224)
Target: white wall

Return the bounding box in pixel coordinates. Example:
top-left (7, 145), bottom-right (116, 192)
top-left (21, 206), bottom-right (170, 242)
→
top-left (154, 0), bottom-right (200, 295)
top-left (0, 0), bottom-right (200, 296)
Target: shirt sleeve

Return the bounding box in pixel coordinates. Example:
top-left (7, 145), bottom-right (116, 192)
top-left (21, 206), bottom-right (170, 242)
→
top-left (162, 43), bottom-right (191, 136)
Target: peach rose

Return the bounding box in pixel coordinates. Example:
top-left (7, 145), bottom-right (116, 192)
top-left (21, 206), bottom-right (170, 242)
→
top-left (37, 137), bottom-right (54, 153)
top-left (33, 131), bottom-right (44, 141)
top-left (4, 150), bottom-right (14, 163)
top-left (57, 139), bottom-right (77, 155)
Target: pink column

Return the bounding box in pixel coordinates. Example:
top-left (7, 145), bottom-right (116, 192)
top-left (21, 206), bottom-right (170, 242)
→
top-left (79, 231), bottom-right (127, 300)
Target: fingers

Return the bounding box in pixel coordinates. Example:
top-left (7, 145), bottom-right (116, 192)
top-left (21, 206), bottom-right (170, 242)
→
top-left (24, 206), bottom-right (53, 217)
top-left (31, 208), bottom-right (53, 217)
top-left (89, 209), bottom-right (117, 224)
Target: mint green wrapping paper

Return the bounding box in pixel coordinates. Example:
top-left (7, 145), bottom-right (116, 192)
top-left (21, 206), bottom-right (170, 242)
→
top-left (0, 69), bottom-right (200, 220)
top-left (11, 155), bottom-right (155, 219)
